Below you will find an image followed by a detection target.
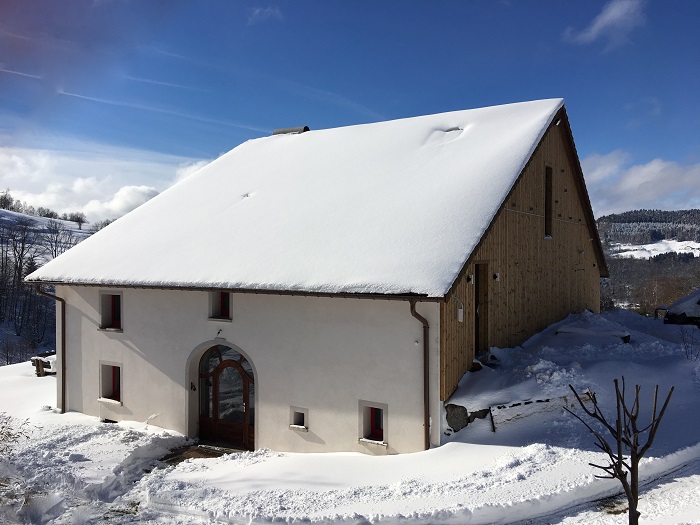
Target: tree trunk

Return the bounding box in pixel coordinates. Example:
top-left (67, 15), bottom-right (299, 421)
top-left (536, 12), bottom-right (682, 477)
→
top-left (628, 454), bottom-right (640, 525)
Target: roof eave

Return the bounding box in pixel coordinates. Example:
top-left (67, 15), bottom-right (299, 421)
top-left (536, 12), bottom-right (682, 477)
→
top-left (25, 278), bottom-right (444, 302)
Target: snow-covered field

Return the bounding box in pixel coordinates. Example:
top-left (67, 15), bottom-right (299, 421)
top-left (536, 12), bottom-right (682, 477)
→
top-left (610, 239), bottom-right (700, 259)
top-left (1, 310), bottom-right (700, 524)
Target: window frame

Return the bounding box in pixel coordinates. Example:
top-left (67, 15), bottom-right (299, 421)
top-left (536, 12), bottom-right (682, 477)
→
top-left (358, 400), bottom-right (388, 445)
top-left (368, 407), bottom-right (383, 441)
top-left (99, 362), bottom-right (122, 405)
top-left (289, 406), bottom-right (309, 432)
top-left (99, 291), bottom-right (123, 331)
top-left (209, 291), bottom-right (233, 321)
top-left (544, 165), bottom-right (553, 238)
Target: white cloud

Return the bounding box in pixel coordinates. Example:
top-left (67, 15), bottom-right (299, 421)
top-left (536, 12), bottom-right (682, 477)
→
top-left (247, 7), bottom-right (283, 26)
top-left (583, 151), bottom-right (700, 216)
top-left (174, 160), bottom-right (210, 184)
top-left (71, 177), bottom-right (99, 194)
top-left (83, 185), bottom-right (159, 219)
top-left (0, 140), bottom-right (212, 221)
top-left (563, 0), bottom-right (645, 50)
top-left (580, 150), bottom-right (629, 183)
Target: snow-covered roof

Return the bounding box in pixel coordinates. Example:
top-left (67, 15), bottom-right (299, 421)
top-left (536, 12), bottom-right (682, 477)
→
top-left (26, 99), bottom-right (564, 298)
top-left (667, 289), bottom-right (700, 318)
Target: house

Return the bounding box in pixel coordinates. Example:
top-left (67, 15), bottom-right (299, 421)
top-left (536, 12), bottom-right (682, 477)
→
top-left (663, 288), bottom-right (700, 327)
top-left (26, 98), bottom-right (608, 455)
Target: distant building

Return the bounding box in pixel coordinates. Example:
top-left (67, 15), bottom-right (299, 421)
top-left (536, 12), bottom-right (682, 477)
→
top-left (27, 99), bottom-right (607, 454)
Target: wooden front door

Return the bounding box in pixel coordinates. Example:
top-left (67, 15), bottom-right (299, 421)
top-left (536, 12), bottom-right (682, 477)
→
top-left (199, 345), bottom-right (255, 449)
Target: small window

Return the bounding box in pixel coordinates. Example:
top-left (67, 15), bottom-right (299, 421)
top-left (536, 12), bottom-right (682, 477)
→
top-left (100, 364), bottom-right (121, 402)
top-left (100, 293), bottom-right (122, 330)
top-left (359, 401), bottom-right (387, 443)
top-left (544, 165), bottom-right (553, 238)
top-left (293, 411), bottom-right (305, 426)
top-left (289, 406), bottom-right (308, 431)
top-left (367, 407), bottom-right (383, 441)
top-left (209, 291), bottom-right (232, 320)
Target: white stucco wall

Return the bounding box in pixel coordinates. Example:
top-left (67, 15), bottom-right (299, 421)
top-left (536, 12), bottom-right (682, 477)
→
top-left (56, 286), bottom-right (441, 454)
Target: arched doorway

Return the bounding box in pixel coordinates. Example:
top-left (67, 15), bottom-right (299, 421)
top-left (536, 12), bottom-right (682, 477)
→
top-left (198, 345), bottom-right (255, 449)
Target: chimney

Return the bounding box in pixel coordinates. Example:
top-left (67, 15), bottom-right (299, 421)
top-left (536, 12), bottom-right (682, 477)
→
top-left (272, 126), bottom-right (310, 135)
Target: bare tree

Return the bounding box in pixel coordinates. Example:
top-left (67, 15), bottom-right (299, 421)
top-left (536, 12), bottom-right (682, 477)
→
top-left (37, 207), bottom-right (59, 219)
top-left (67, 212), bottom-right (88, 230)
top-left (88, 218), bottom-right (113, 233)
top-left (0, 222), bottom-right (12, 322)
top-left (679, 325), bottom-right (700, 361)
top-left (8, 217), bottom-right (40, 285)
top-left (43, 219), bottom-right (76, 259)
top-left (0, 188), bottom-right (14, 210)
top-left (566, 378), bottom-right (674, 525)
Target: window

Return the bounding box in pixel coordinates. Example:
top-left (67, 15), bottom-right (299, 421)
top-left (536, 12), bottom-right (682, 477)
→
top-left (100, 364), bottom-right (121, 402)
top-left (100, 293), bottom-right (122, 330)
top-left (293, 411), bottom-right (305, 426)
top-left (544, 165), bottom-right (553, 238)
top-left (209, 291), bottom-right (232, 320)
top-left (359, 401), bottom-right (387, 444)
top-left (289, 406), bottom-right (308, 431)
top-left (367, 407), bottom-right (383, 441)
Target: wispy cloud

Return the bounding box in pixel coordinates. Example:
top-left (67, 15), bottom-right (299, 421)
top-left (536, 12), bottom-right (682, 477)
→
top-left (0, 67), bottom-right (42, 80)
top-left (584, 150), bottom-right (700, 216)
top-left (247, 7), bottom-right (283, 26)
top-left (141, 45), bottom-right (197, 63)
top-left (271, 77), bottom-right (385, 122)
top-left (625, 96), bottom-right (662, 129)
top-left (563, 0), bottom-right (645, 50)
top-left (123, 74), bottom-right (207, 92)
top-left (0, 27), bottom-right (33, 42)
top-left (57, 89), bottom-right (269, 133)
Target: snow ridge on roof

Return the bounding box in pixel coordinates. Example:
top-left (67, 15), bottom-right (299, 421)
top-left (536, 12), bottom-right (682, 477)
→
top-left (27, 99), bottom-right (564, 297)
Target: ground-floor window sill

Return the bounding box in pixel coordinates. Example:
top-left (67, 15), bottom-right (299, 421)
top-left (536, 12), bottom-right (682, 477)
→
top-left (359, 438), bottom-right (387, 447)
top-left (289, 424), bottom-right (308, 432)
top-left (98, 397), bottom-right (122, 406)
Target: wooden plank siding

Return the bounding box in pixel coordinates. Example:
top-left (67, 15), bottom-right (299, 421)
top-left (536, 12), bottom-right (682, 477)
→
top-left (439, 119), bottom-right (603, 401)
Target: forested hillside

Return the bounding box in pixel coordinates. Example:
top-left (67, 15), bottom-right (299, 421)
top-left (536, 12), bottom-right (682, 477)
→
top-left (598, 209), bottom-right (700, 313)
top-left (0, 208), bottom-right (91, 365)
top-left (597, 209), bottom-right (700, 244)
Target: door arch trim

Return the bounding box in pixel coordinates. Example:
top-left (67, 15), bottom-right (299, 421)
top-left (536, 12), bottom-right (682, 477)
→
top-left (185, 339), bottom-right (258, 447)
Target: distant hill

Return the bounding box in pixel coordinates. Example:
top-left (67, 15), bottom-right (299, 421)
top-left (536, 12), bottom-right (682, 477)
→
top-left (0, 208), bottom-right (90, 234)
top-left (597, 209), bottom-right (700, 313)
top-left (597, 209), bottom-right (700, 245)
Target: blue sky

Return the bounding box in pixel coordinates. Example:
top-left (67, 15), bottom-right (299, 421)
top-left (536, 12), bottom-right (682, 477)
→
top-left (1, 0), bottom-right (699, 221)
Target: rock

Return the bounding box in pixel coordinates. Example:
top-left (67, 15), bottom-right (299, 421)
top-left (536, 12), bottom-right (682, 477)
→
top-left (445, 403), bottom-right (470, 432)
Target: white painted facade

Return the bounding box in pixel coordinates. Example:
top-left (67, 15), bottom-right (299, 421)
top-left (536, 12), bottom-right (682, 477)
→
top-left (56, 285), bottom-right (441, 454)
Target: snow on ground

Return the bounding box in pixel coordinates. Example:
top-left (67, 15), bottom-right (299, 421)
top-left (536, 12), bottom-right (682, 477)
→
top-left (1, 311), bottom-right (700, 524)
top-left (609, 239), bottom-right (700, 259)
top-left (0, 208), bottom-right (88, 235)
